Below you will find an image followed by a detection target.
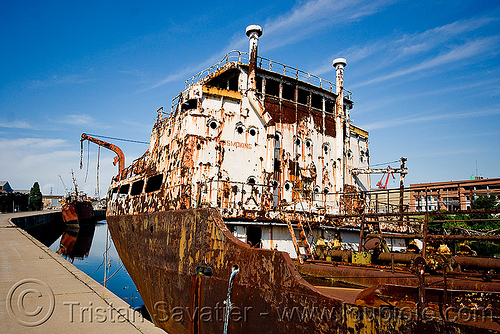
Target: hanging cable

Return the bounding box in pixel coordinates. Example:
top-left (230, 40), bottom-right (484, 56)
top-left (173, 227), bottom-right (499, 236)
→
top-left (80, 139), bottom-right (84, 169)
top-left (85, 133), bottom-right (149, 144)
top-left (370, 160), bottom-right (399, 167)
top-left (85, 140), bottom-right (90, 183)
top-left (96, 146), bottom-right (100, 200)
top-left (102, 263), bottom-right (124, 285)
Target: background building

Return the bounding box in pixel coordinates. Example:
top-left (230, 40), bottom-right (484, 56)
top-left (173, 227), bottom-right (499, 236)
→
top-left (0, 181), bottom-right (29, 212)
top-left (410, 177), bottom-right (500, 211)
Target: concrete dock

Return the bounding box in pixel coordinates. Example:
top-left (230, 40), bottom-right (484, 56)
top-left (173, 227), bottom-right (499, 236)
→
top-left (0, 211), bottom-right (166, 334)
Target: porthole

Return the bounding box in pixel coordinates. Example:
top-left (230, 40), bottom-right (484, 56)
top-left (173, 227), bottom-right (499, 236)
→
top-left (272, 180), bottom-right (279, 188)
top-left (314, 186), bottom-right (320, 193)
top-left (323, 143), bottom-right (330, 154)
top-left (247, 176), bottom-right (256, 185)
top-left (323, 187), bottom-right (329, 195)
top-left (207, 119), bottom-right (219, 130)
top-left (284, 182), bottom-right (292, 191)
top-left (295, 137), bottom-right (302, 146)
top-left (305, 139), bottom-right (312, 149)
top-left (248, 127), bottom-right (258, 136)
top-left (236, 123), bottom-right (245, 134)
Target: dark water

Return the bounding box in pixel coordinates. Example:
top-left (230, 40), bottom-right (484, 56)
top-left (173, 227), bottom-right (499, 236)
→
top-left (47, 220), bottom-right (144, 308)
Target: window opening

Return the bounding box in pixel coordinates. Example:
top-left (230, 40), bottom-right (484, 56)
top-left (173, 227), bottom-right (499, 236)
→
top-left (131, 180), bottom-right (144, 196)
top-left (146, 174), bottom-right (163, 193)
top-left (246, 226), bottom-right (262, 248)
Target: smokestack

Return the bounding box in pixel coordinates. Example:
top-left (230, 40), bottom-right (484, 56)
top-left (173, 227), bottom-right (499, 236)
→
top-left (332, 58), bottom-right (347, 201)
top-left (332, 58), bottom-right (347, 115)
top-left (246, 24), bottom-right (263, 90)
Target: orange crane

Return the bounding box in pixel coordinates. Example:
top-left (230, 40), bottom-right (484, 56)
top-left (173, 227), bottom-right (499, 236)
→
top-left (80, 133), bottom-right (125, 181)
top-left (376, 166), bottom-right (395, 189)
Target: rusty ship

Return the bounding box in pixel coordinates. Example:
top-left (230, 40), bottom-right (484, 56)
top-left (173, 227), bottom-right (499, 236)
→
top-left (61, 172), bottom-right (94, 226)
top-left (101, 25), bottom-right (500, 333)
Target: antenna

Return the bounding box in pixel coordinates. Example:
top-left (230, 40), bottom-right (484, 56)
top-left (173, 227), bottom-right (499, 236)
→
top-left (58, 174), bottom-right (69, 197)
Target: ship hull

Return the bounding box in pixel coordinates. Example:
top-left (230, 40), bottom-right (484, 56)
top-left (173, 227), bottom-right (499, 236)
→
top-left (61, 200), bottom-right (94, 225)
top-left (107, 208), bottom-right (492, 334)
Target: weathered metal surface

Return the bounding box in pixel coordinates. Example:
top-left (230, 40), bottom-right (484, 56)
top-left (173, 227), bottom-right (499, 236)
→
top-left (297, 261), bottom-right (500, 292)
top-left (108, 208), bottom-right (497, 333)
top-left (103, 24), bottom-right (500, 334)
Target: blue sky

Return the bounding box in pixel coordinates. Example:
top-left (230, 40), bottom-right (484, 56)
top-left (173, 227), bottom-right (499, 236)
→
top-left (1, 0), bottom-right (499, 195)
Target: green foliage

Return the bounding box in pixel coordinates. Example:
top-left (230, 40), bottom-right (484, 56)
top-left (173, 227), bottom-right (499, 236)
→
top-left (427, 196), bottom-right (500, 232)
top-left (471, 241), bottom-right (500, 258)
top-left (28, 182), bottom-right (43, 211)
top-left (472, 194), bottom-right (499, 210)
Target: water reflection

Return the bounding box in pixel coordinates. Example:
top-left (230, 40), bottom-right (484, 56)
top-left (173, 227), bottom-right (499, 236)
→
top-left (57, 222), bottom-right (95, 263)
top-left (47, 220), bottom-right (144, 308)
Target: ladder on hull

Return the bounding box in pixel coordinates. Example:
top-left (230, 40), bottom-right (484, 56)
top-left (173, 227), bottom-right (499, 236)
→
top-left (283, 215), bottom-right (312, 264)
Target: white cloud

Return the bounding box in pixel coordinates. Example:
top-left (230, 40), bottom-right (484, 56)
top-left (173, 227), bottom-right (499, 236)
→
top-left (58, 114), bottom-right (95, 126)
top-left (360, 106), bottom-right (500, 130)
top-left (352, 36), bottom-right (499, 88)
top-left (0, 119), bottom-right (32, 129)
top-left (30, 73), bottom-right (93, 88)
top-left (147, 0), bottom-right (397, 90)
top-left (0, 137), bottom-right (67, 149)
top-left (311, 16), bottom-right (499, 77)
top-left (0, 137), bottom-right (115, 195)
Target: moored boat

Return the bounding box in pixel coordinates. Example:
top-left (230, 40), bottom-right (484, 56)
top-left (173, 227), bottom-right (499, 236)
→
top-left (104, 25), bottom-right (500, 333)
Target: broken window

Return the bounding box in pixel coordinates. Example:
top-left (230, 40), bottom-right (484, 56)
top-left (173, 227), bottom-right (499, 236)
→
top-left (325, 99), bottom-right (335, 114)
top-left (266, 79), bottom-right (279, 97)
top-left (181, 99), bottom-right (197, 111)
top-left (118, 184), bottom-right (129, 198)
top-left (119, 184), bottom-right (130, 195)
top-left (146, 174), bottom-right (163, 193)
top-left (256, 75), bottom-right (262, 93)
top-left (311, 93), bottom-right (323, 110)
top-left (297, 88), bottom-right (309, 105)
top-left (282, 82), bottom-right (295, 101)
top-left (246, 226), bottom-right (262, 248)
top-left (110, 187), bottom-right (118, 201)
top-left (131, 180), bottom-right (144, 196)
top-left (228, 75), bottom-right (238, 91)
top-left (205, 69), bottom-right (240, 91)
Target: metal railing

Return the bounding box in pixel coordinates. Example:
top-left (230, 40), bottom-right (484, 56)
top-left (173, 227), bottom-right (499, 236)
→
top-left (184, 50), bottom-right (353, 99)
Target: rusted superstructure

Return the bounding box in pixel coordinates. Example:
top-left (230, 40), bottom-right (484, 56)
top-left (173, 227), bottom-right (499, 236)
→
top-left (105, 25), bottom-right (500, 333)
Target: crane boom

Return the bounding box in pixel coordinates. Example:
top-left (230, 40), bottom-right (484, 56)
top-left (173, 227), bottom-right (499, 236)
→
top-left (81, 133), bottom-right (125, 180)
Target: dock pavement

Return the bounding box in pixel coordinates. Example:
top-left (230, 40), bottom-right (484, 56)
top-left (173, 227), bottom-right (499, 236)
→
top-left (0, 211), bottom-right (166, 334)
